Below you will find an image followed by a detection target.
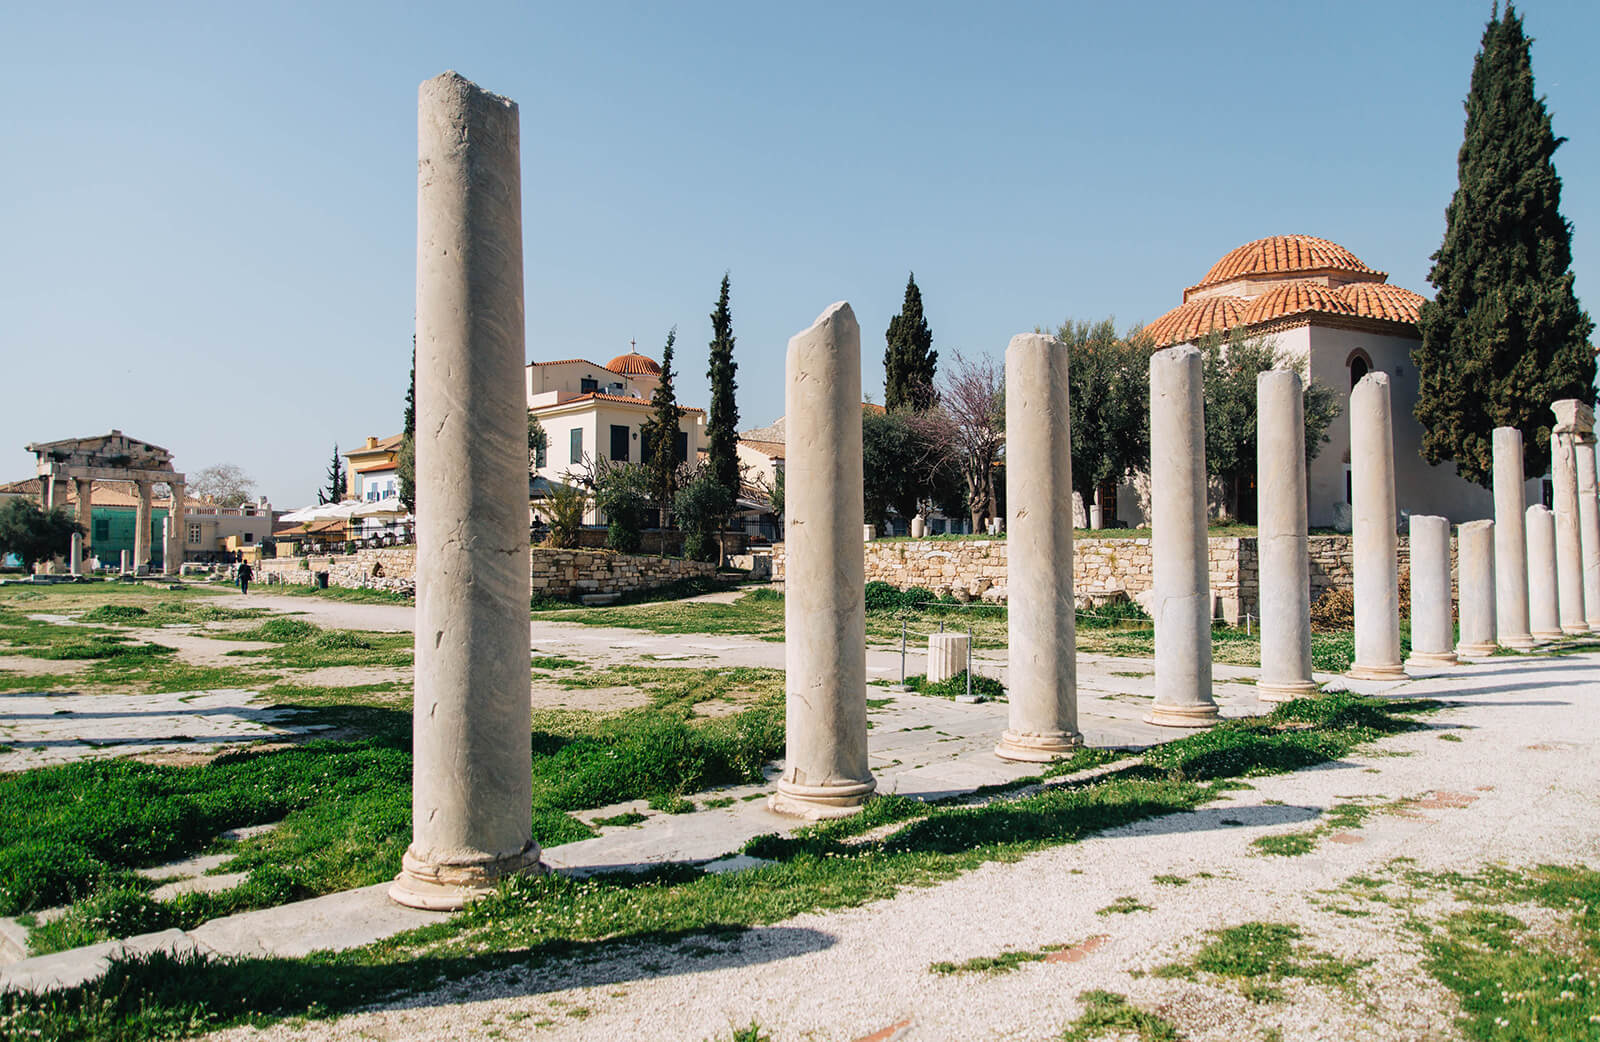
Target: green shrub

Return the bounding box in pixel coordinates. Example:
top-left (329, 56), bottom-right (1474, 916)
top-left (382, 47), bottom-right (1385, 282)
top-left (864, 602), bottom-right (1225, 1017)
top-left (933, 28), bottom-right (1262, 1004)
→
top-left (906, 671), bottom-right (1006, 700)
top-left (80, 605), bottom-right (149, 622)
top-left (312, 630), bottom-right (371, 651)
top-left (239, 618), bottom-right (319, 642)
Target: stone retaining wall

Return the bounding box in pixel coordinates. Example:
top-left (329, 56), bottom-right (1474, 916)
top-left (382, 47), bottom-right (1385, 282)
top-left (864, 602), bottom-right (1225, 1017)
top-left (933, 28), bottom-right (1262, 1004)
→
top-left (771, 534), bottom-right (1443, 625)
top-left (257, 545), bottom-right (717, 599)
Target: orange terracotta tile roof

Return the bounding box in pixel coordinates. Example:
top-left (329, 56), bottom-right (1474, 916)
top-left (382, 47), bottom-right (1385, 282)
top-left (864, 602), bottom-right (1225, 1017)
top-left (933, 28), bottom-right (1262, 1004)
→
top-left (346, 434), bottom-right (402, 457)
top-left (1144, 296), bottom-right (1247, 349)
top-left (543, 392), bottom-right (705, 414)
top-left (1241, 282), bottom-right (1358, 325)
top-left (529, 358), bottom-right (610, 369)
top-left (1340, 281), bottom-right (1426, 323)
top-left (0, 478), bottom-right (204, 509)
top-left (739, 438), bottom-right (786, 459)
top-left (605, 352), bottom-right (662, 376)
top-left (1187, 235), bottom-right (1385, 295)
top-left (352, 460), bottom-right (397, 473)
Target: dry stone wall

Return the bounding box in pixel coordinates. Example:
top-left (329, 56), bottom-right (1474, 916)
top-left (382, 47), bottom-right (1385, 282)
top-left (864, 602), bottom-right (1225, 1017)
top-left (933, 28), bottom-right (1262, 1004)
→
top-left (257, 545), bottom-right (715, 599)
top-left (771, 533), bottom-right (1442, 625)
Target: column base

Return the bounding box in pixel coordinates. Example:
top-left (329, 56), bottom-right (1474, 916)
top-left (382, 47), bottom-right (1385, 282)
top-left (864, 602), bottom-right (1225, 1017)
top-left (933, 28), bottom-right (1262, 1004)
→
top-left (1456, 641), bottom-right (1498, 658)
top-left (1256, 681), bottom-right (1319, 704)
top-left (1532, 629), bottom-right (1565, 642)
top-left (1588, 620), bottom-right (1600, 633)
top-left (1145, 701), bottom-right (1219, 728)
top-left (768, 777), bottom-right (876, 820)
top-left (1498, 633), bottom-right (1535, 650)
top-left (389, 842), bottom-right (544, 911)
top-left (1562, 624), bottom-right (1590, 635)
top-left (1404, 651), bottom-right (1458, 670)
top-left (995, 728), bottom-right (1083, 763)
top-left (1347, 663), bottom-right (1406, 681)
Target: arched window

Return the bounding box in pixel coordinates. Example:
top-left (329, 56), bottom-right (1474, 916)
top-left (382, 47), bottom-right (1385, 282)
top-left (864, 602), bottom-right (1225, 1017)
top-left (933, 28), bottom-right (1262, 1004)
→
top-left (1347, 349), bottom-right (1374, 388)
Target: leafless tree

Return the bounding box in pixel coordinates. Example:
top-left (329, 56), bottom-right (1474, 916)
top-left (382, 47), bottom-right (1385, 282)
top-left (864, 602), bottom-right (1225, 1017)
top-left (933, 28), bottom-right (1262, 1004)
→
top-left (909, 351), bottom-right (1005, 533)
top-left (190, 463), bottom-right (255, 508)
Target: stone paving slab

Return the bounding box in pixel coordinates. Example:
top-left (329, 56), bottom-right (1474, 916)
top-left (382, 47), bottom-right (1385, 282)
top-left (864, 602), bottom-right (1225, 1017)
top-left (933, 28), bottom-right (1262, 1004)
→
top-left (0, 689), bottom-right (323, 772)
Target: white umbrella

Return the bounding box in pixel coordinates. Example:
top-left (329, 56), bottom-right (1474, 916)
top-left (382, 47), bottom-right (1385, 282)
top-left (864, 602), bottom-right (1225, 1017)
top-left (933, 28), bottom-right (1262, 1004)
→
top-left (353, 499), bottom-right (407, 518)
top-left (277, 505), bottom-right (322, 523)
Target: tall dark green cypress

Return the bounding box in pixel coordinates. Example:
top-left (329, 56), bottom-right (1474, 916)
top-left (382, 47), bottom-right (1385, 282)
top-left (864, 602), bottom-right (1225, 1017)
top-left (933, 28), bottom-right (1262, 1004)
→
top-left (1415, 3), bottom-right (1594, 486)
top-left (706, 273), bottom-right (740, 502)
top-left (641, 327), bottom-right (680, 528)
top-left (883, 272), bottom-right (938, 412)
top-left (398, 337), bottom-right (417, 512)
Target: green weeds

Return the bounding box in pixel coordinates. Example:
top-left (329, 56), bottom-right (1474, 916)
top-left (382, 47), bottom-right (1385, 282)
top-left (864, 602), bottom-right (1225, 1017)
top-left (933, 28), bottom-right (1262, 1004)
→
top-left (1154, 921), bottom-right (1365, 1002)
top-left (1059, 990), bottom-right (1179, 1041)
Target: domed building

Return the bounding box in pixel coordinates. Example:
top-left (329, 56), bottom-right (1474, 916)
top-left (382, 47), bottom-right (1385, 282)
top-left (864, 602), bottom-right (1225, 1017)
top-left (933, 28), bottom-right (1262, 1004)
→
top-left (1138, 234), bottom-right (1508, 528)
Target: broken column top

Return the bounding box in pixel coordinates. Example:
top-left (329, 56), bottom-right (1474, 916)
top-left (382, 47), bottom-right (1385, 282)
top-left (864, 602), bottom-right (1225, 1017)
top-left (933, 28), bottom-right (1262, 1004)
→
top-left (1551, 399), bottom-right (1595, 435)
top-left (421, 70), bottom-right (517, 111)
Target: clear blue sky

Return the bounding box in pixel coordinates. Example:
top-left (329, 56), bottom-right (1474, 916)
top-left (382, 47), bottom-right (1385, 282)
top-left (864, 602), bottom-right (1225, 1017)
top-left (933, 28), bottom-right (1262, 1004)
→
top-left (4, 1), bottom-right (1596, 508)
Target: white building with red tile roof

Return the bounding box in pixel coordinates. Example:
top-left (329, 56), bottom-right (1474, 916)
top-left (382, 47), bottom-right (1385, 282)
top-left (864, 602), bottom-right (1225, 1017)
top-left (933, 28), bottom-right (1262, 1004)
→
top-left (1137, 234), bottom-right (1536, 528)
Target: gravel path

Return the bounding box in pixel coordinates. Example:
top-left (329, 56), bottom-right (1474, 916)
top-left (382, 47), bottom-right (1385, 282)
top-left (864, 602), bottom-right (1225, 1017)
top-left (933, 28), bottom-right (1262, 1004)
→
top-left (207, 652), bottom-right (1600, 1042)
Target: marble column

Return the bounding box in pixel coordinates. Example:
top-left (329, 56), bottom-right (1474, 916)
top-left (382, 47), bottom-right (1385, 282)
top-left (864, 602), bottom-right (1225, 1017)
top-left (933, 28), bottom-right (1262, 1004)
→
top-left (1405, 515), bottom-right (1457, 669)
top-left (1575, 434), bottom-right (1600, 631)
top-left (1492, 427), bottom-right (1534, 648)
top-left (770, 301), bottom-right (876, 819)
top-left (75, 478), bottom-right (94, 572)
top-left (927, 631), bottom-right (969, 684)
top-left (165, 480), bottom-right (186, 575)
top-left (1551, 419), bottom-right (1587, 634)
top-left (390, 72), bottom-right (540, 911)
top-left (1456, 520), bottom-right (1497, 657)
top-left (1147, 345), bottom-right (1218, 727)
top-left (1256, 370), bottom-right (1316, 702)
top-left (69, 533), bottom-right (82, 576)
top-left (133, 480), bottom-right (153, 575)
top-left (997, 332), bottom-right (1082, 761)
top-left (1527, 504), bottom-right (1563, 640)
top-left (1348, 372), bottom-right (1404, 680)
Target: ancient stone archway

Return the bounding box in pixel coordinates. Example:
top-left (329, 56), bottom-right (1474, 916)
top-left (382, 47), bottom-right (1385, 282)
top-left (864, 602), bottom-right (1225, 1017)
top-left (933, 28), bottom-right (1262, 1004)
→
top-left (25, 430), bottom-right (186, 575)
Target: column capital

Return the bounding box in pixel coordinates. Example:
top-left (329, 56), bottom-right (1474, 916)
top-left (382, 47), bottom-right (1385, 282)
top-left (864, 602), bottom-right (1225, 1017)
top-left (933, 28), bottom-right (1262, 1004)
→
top-left (1552, 399), bottom-right (1594, 435)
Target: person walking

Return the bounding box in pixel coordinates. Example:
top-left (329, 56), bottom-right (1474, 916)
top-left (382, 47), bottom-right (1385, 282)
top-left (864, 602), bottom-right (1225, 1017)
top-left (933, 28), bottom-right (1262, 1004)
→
top-left (237, 560), bottom-right (254, 595)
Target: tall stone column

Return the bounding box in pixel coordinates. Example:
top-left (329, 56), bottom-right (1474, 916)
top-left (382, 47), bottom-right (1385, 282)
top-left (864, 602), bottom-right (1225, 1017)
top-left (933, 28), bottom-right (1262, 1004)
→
top-left (133, 480), bottom-right (153, 575)
top-left (1526, 504), bottom-right (1563, 640)
top-left (1349, 373), bottom-right (1404, 679)
top-left (997, 332), bottom-right (1082, 761)
top-left (1575, 434), bottom-right (1600, 631)
top-left (75, 478), bottom-right (94, 571)
top-left (1456, 520), bottom-right (1497, 657)
top-left (165, 481), bottom-right (186, 575)
top-left (1147, 345), bottom-right (1218, 727)
top-left (69, 533), bottom-right (83, 576)
top-left (1492, 427), bottom-right (1534, 648)
top-left (1256, 369), bottom-right (1316, 702)
top-left (390, 71), bottom-right (539, 911)
top-left (1550, 410), bottom-right (1587, 634)
top-left (771, 302), bottom-right (876, 817)
top-left (1405, 515), bottom-right (1457, 669)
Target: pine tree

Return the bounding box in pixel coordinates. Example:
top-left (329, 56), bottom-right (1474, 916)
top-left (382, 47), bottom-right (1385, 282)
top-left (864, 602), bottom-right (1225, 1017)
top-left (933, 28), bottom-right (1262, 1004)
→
top-left (883, 272), bottom-right (938, 412)
top-left (398, 338), bottom-right (417, 512)
top-left (641, 327), bottom-right (681, 528)
top-left (706, 273), bottom-right (740, 504)
top-left (1415, 3), bottom-right (1595, 486)
top-left (320, 444), bottom-right (346, 505)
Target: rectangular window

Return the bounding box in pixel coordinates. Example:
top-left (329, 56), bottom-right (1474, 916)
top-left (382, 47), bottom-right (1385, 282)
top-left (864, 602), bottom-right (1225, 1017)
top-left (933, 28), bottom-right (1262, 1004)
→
top-left (610, 424), bottom-right (630, 462)
top-left (569, 427), bottom-right (583, 464)
top-left (580, 377), bottom-right (599, 394)
top-left (535, 441), bottom-right (547, 469)
top-left (674, 431), bottom-right (689, 464)
top-left (244, 532), bottom-right (253, 543)
top-left (188, 523), bottom-right (202, 544)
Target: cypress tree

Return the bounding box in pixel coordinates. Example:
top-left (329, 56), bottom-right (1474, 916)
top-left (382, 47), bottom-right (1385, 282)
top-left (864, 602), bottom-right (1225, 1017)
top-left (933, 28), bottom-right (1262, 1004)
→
top-left (397, 338), bottom-right (417, 512)
top-left (320, 444), bottom-right (346, 505)
top-left (641, 327), bottom-right (681, 528)
top-left (1415, 3), bottom-right (1594, 486)
top-left (706, 273), bottom-right (740, 503)
top-left (883, 272), bottom-right (938, 412)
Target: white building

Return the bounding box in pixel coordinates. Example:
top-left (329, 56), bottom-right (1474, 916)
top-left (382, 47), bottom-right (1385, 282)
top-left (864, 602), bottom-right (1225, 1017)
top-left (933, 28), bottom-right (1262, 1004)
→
top-left (1139, 234), bottom-right (1541, 528)
top-left (527, 350), bottom-right (705, 522)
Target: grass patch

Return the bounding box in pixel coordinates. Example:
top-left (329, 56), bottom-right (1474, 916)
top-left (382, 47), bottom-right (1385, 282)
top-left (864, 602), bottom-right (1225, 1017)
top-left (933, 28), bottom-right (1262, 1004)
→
top-left (531, 655), bottom-right (583, 670)
top-left (1155, 921), bottom-right (1367, 1003)
top-left (590, 812), bottom-right (647, 828)
top-left (929, 942), bottom-right (1067, 975)
top-left (269, 584), bottom-right (412, 604)
top-left (902, 670), bottom-right (1006, 700)
top-left (1060, 990), bottom-right (1179, 1042)
top-left (1250, 799), bottom-right (1382, 858)
top-left (647, 793), bottom-right (695, 814)
top-left (0, 693), bottom-right (1438, 1038)
top-left (1097, 896), bottom-right (1150, 916)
